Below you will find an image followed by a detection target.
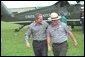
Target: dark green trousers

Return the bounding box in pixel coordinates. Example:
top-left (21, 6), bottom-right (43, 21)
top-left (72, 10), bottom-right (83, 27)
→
top-left (52, 41), bottom-right (68, 56)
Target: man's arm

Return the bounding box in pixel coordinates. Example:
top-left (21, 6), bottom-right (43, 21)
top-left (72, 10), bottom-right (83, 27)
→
top-left (62, 23), bottom-right (78, 47)
top-left (68, 31), bottom-right (78, 47)
top-left (47, 33), bottom-right (52, 51)
top-left (25, 26), bottom-right (32, 48)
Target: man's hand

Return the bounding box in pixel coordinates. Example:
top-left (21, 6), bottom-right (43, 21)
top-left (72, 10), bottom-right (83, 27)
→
top-left (26, 42), bottom-right (30, 48)
top-left (74, 41), bottom-right (79, 48)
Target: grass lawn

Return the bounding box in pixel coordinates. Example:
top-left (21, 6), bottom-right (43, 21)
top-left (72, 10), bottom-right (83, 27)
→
top-left (1, 21), bottom-right (84, 56)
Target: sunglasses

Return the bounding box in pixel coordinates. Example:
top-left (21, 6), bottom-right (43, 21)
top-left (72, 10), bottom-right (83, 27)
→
top-left (51, 17), bottom-right (59, 19)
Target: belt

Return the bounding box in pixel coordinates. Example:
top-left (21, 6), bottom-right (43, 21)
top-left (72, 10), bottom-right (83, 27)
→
top-left (53, 41), bottom-right (67, 45)
top-left (33, 39), bottom-right (46, 42)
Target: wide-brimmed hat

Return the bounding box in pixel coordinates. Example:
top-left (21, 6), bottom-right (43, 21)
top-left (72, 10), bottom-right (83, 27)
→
top-left (48, 12), bottom-right (61, 21)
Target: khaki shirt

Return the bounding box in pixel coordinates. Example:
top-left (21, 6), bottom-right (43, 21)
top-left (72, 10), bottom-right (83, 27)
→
top-left (47, 22), bottom-right (71, 43)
